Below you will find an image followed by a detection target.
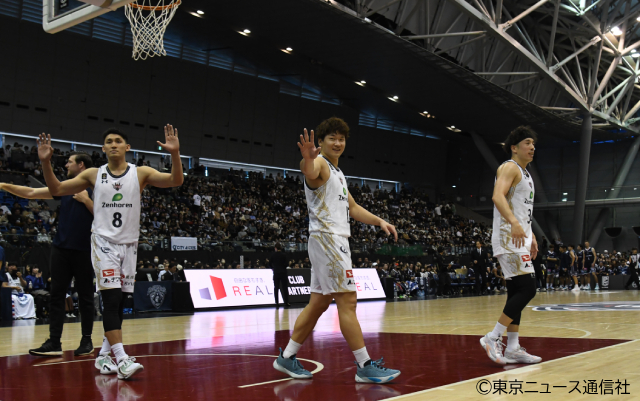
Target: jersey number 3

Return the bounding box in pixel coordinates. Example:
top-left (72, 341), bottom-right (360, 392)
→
top-left (526, 209), bottom-right (532, 225)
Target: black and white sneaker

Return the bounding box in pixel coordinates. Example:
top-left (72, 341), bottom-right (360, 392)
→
top-left (74, 336), bottom-right (94, 356)
top-left (29, 338), bottom-right (62, 356)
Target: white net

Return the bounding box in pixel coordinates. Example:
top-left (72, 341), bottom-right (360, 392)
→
top-left (124, 0), bottom-right (181, 61)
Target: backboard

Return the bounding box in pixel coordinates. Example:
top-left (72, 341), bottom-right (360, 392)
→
top-left (43, 0), bottom-right (135, 33)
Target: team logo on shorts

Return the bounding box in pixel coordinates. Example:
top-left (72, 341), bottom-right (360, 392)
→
top-left (100, 247), bottom-right (111, 253)
top-left (112, 182), bottom-right (123, 191)
top-left (339, 246), bottom-right (348, 254)
top-left (101, 173), bottom-right (108, 184)
top-left (102, 269), bottom-right (115, 277)
top-left (112, 193), bottom-right (123, 202)
top-left (346, 270), bottom-right (353, 278)
top-left (522, 255), bottom-right (531, 262)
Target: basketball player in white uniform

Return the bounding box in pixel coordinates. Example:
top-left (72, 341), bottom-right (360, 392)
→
top-left (481, 126), bottom-right (542, 365)
top-left (37, 125), bottom-right (183, 379)
top-left (273, 117), bottom-right (401, 383)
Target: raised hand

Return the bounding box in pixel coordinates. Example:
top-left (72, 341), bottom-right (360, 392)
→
top-left (37, 133), bottom-right (54, 162)
top-left (158, 124), bottom-right (180, 154)
top-left (297, 129), bottom-right (321, 160)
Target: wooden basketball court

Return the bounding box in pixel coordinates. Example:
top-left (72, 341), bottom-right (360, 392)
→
top-left (1, 290), bottom-right (638, 400)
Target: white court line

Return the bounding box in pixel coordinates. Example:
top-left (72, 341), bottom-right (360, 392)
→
top-left (382, 339), bottom-right (640, 401)
top-left (34, 353), bottom-right (324, 388)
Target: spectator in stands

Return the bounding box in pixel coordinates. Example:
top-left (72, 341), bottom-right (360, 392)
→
top-left (3, 262), bottom-right (36, 319)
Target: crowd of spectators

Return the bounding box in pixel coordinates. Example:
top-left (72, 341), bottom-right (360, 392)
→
top-left (0, 140), bottom-right (494, 258)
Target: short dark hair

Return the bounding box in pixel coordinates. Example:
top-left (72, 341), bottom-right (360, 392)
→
top-left (102, 127), bottom-right (128, 144)
top-left (316, 117), bottom-right (350, 142)
top-left (502, 126), bottom-right (537, 155)
top-left (633, 247), bottom-right (638, 251)
top-left (275, 242), bottom-right (283, 251)
top-left (70, 151), bottom-right (93, 169)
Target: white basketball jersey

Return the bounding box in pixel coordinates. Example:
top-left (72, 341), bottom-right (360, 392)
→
top-left (491, 160), bottom-right (535, 256)
top-left (92, 163), bottom-right (141, 244)
top-left (304, 155), bottom-right (350, 238)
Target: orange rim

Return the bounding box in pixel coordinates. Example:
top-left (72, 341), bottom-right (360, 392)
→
top-left (128, 0), bottom-right (181, 11)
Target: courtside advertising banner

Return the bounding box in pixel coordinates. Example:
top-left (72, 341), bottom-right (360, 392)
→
top-left (184, 268), bottom-right (385, 309)
top-left (171, 237), bottom-right (197, 251)
top-left (185, 270), bottom-right (283, 308)
top-left (352, 268), bottom-right (386, 299)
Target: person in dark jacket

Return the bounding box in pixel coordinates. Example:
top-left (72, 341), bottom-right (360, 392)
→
top-left (269, 243), bottom-right (290, 307)
top-left (471, 241), bottom-right (490, 295)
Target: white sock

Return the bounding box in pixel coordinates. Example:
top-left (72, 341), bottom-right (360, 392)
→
top-left (353, 346), bottom-right (371, 368)
top-left (507, 332), bottom-right (519, 351)
top-left (282, 339), bottom-right (302, 359)
top-left (489, 322), bottom-right (507, 339)
top-left (111, 343), bottom-right (128, 364)
top-left (100, 336), bottom-right (111, 356)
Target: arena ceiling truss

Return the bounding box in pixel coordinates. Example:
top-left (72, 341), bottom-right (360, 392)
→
top-left (340, 0), bottom-right (640, 134)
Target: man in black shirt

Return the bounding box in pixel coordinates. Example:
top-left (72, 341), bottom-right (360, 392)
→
top-left (1, 152), bottom-right (96, 357)
top-left (471, 241), bottom-right (489, 295)
top-left (269, 243), bottom-right (290, 307)
top-left (559, 245), bottom-right (571, 291)
top-left (434, 247), bottom-right (451, 297)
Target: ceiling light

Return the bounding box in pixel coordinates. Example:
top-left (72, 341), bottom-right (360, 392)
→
top-left (452, 185), bottom-right (456, 188)
top-left (393, 96), bottom-right (398, 100)
top-left (360, 80), bottom-right (366, 84)
top-left (423, 111), bottom-right (428, 114)
top-left (446, 126), bottom-right (461, 133)
top-left (632, 52), bottom-right (640, 58)
top-left (286, 47), bottom-right (293, 51)
top-left (243, 29), bottom-right (251, 34)
top-left (451, 126), bottom-right (455, 129)
top-left (563, 192), bottom-right (568, 195)
top-left (637, 16), bottom-right (640, 21)
top-left (196, 10), bottom-right (204, 15)
top-left (611, 26), bottom-right (622, 36)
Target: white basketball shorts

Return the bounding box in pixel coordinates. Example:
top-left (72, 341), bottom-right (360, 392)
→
top-left (308, 232), bottom-right (357, 295)
top-left (496, 252), bottom-right (535, 279)
top-left (91, 234), bottom-right (138, 293)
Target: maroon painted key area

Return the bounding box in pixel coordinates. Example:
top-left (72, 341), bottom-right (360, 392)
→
top-left (1, 332), bottom-right (626, 401)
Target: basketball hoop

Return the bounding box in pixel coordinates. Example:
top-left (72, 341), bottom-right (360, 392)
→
top-left (124, 0), bottom-right (181, 60)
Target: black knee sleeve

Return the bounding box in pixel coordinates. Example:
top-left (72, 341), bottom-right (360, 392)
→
top-left (101, 289), bottom-right (123, 332)
top-left (502, 274), bottom-right (536, 325)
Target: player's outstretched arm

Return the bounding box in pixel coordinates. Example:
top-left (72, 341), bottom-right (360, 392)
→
top-left (348, 193), bottom-right (398, 242)
top-left (141, 124), bottom-right (184, 188)
top-left (0, 183), bottom-right (52, 200)
top-left (492, 162), bottom-right (526, 248)
top-left (37, 133), bottom-right (96, 196)
top-left (298, 129), bottom-right (323, 181)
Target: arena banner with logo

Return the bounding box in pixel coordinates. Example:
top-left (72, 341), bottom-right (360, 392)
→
top-left (133, 281), bottom-right (173, 312)
top-left (171, 237), bottom-right (198, 251)
top-left (184, 268), bottom-right (385, 309)
top-left (286, 269), bottom-right (312, 304)
top-left (184, 270), bottom-right (283, 308)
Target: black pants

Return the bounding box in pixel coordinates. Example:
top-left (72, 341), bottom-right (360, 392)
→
top-left (273, 275), bottom-right (289, 304)
top-left (49, 246), bottom-right (94, 342)
top-left (534, 268), bottom-right (545, 289)
top-left (626, 269), bottom-right (640, 289)
top-left (503, 273), bottom-right (537, 326)
top-left (437, 272), bottom-right (451, 296)
top-left (474, 268), bottom-right (484, 295)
